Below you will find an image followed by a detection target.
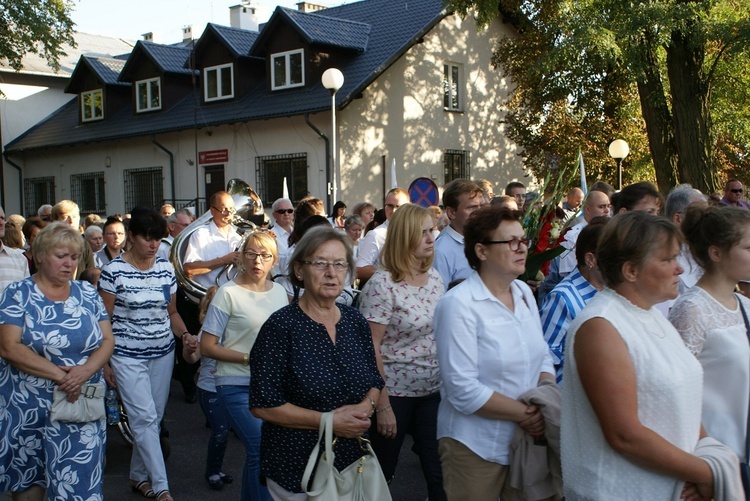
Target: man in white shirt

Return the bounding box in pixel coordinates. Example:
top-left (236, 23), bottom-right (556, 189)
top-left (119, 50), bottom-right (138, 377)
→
top-left (157, 209), bottom-right (193, 262)
top-left (0, 206), bottom-right (29, 293)
top-left (270, 198), bottom-right (294, 257)
top-left (433, 179), bottom-right (483, 289)
top-left (183, 191), bottom-right (242, 289)
top-left (355, 187), bottom-right (410, 281)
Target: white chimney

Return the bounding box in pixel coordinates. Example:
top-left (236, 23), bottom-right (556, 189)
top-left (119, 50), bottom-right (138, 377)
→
top-left (229, 3), bottom-right (260, 31)
top-left (142, 32), bottom-right (154, 42)
top-left (182, 25), bottom-right (193, 43)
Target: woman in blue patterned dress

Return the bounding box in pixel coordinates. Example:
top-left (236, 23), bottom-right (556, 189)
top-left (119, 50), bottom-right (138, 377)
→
top-left (0, 222), bottom-right (115, 501)
top-left (99, 207), bottom-right (194, 501)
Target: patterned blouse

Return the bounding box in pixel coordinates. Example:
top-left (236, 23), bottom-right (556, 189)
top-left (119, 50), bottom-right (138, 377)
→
top-left (359, 268), bottom-right (443, 396)
top-left (249, 303), bottom-right (385, 493)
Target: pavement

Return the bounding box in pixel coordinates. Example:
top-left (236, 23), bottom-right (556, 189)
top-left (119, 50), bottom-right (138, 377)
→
top-left (103, 379), bottom-right (428, 500)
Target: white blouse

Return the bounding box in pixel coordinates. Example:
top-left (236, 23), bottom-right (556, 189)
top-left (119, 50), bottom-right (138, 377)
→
top-left (434, 271), bottom-right (554, 465)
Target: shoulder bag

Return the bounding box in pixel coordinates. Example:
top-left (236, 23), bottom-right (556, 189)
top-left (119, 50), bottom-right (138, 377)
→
top-left (735, 294), bottom-right (750, 501)
top-left (301, 411), bottom-right (392, 501)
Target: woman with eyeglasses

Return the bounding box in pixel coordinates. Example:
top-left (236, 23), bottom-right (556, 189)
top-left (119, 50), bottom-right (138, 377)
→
top-left (199, 230), bottom-right (288, 501)
top-left (249, 226), bottom-right (384, 500)
top-left (434, 206), bottom-right (555, 500)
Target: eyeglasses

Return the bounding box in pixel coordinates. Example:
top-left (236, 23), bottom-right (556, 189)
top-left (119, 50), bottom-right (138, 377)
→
top-left (481, 236), bottom-right (530, 252)
top-left (302, 260), bottom-right (349, 272)
top-left (212, 206), bottom-right (236, 215)
top-left (730, 188), bottom-right (744, 194)
top-left (275, 209), bottom-right (294, 214)
top-left (244, 252), bottom-right (273, 262)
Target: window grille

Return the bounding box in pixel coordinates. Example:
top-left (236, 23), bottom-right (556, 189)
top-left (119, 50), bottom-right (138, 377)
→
top-left (124, 167), bottom-right (164, 212)
top-left (255, 153), bottom-right (308, 204)
top-left (444, 150), bottom-right (470, 183)
top-left (70, 172), bottom-right (106, 216)
top-left (24, 177), bottom-right (55, 217)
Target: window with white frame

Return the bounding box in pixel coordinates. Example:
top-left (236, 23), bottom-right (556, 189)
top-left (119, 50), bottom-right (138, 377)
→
top-left (271, 49), bottom-right (304, 90)
top-left (81, 89), bottom-right (104, 121)
top-left (136, 77), bottom-right (162, 112)
top-left (204, 63), bottom-right (234, 102)
top-left (443, 63), bottom-right (462, 111)
top-left (71, 172), bottom-right (106, 215)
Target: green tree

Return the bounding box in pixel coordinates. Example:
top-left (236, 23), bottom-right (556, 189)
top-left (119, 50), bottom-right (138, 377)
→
top-left (1, 0), bottom-right (76, 72)
top-left (450, 0), bottom-right (750, 193)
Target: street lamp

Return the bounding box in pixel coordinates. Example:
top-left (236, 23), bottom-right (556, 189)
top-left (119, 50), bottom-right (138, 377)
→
top-left (608, 139), bottom-right (630, 191)
top-left (322, 68), bottom-right (344, 212)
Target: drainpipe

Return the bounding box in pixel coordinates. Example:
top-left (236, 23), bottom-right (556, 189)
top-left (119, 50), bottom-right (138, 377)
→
top-left (151, 136), bottom-right (176, 206)
top-left (304, 113), bottom-right (331, 213)
top-left (2, 151), bottom-right (23, 213)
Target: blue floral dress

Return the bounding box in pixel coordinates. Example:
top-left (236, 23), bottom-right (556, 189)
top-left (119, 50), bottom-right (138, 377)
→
top-left (0, 278), bottom-right (108, 500)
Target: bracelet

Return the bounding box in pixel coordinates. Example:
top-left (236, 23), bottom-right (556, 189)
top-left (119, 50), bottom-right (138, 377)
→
top-left (243, 353), bottom-right (249, 366)
top-left (367, 396), bottom-right (376, 417)
top-left (376, 404), bottom-right (392, 414)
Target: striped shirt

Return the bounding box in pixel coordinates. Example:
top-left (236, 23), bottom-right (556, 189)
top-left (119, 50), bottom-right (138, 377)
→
top-left (539, 268), bottom-right (598, 383)
top-left (98, 256), bottom-right (177, 358)
top-left (0, 244), bottom-right (29, 294)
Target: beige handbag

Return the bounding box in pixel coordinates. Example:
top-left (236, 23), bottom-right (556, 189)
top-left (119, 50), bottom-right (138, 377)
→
top-left (50, 382), bottom-right (106, 423)
top-left (301, 411), bottom-right (392, 501)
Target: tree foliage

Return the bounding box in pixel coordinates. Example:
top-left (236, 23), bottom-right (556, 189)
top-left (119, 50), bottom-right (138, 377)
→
top-left (449, 0), bottom-right (750, 193)
top-left (0, 0), bottom-right (76, 72)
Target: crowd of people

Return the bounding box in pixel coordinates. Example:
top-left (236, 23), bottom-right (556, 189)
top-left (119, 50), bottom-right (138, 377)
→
top-left (1, 176), bottom-right (750, 500)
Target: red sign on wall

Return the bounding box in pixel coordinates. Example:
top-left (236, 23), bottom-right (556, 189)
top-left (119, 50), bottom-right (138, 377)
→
top-left (198, 149), bottom-right (228, 164)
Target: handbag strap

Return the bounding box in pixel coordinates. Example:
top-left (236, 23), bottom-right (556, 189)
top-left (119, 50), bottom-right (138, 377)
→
top-left (301, 411), bottom-right (334, 494)
top-left (736, 293), bottom-right (750, 461)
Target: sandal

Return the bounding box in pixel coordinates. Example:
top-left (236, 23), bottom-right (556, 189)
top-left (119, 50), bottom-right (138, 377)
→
top-left (219, 472), bottom-right (234, 484)
top-left (156, 491), bottom-right (173, 501)
top-left (130, 480), bottom-right (156, 499)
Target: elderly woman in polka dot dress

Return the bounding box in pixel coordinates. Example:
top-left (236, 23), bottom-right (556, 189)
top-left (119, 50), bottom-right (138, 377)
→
top-left (250, 226), bottom-right (385, 500)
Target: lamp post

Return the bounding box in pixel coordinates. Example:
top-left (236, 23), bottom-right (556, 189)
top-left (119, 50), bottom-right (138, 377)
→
top-left (321, 68), bottom-right (344, 212)
top-left (608, 139), bottom-right (630, 191)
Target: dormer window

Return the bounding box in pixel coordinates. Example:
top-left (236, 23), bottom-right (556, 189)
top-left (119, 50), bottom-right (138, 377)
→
top-left (136, 77), bottom-right (162, 112)
top-left (204, 63), bottom-right (234, 102)
top-left (271, 49), bottom-right (304, 90)
top-left (81, 89), bottom-right (104, 122)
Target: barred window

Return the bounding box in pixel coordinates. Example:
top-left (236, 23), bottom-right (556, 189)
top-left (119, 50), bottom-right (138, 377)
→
top-left (24, 177), bottom-right (56, 217)
top-left (255, 153), bottom-right (308, 204)
top-left (70, 172), bottom-right (106, 216)
top-left (444, 149), bottom-right (470, 183)
top-left (124, 167), bottom-right (163, 212)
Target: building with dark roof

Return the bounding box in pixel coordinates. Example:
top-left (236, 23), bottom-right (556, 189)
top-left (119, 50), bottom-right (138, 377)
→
top-left (3, 0), bottom-right (524, 218)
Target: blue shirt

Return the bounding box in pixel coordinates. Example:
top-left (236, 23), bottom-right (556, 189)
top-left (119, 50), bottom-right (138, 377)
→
top-left (539, 268), bottom-right (598, 383)
top-left (249, 303), bottom-right (385, 493)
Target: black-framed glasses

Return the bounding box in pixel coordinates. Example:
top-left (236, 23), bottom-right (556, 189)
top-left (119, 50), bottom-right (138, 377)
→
top-left (302, 260), bottom-right (349, 272)
top-left (244, 252), bottom-right (273, 262)
top-left (275, 209), bottom-right (294, 214)
top-left (211, 206), bottom-right (236, 215)
top-left (730, 188), bottom-right (744, 194)
top-left (481, 236), bottom-right (530, 252)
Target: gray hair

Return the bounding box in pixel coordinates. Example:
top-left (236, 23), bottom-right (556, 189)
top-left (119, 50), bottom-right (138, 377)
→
top-left (272, 198), bottom-right (293, 212)
top-left (167, 208), bottom-right (193, 224)
top-left (344, 215), bottom-right (364, 230)
top-left (664, 184), bottom-right (705, 219)
top-left (288, 226), bottom-right (354, 289)
top-left (37, 204), bottom-right (53, 217)
top-left (84, 225), bottom-right (103, 237)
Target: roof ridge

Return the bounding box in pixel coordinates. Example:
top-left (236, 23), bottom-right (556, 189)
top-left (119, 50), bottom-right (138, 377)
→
top-left (278, 6), bottom-right (372, 28)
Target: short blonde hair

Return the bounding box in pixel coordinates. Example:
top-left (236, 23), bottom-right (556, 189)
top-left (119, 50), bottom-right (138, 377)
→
top-left (379, 204), bottom-right (433, 282)
top-left (32, 222), bottom-right (84, 267)
top-left (241, 230), bottom-right (279, 259)
top-left (51, 200), bottom-right (80, 221)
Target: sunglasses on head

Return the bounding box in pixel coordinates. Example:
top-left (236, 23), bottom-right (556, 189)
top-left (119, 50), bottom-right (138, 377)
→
top-left (275, 209), bottom-right (294, 214)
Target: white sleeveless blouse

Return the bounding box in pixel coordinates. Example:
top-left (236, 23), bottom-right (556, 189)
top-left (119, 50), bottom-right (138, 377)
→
top-left (561, 288), bottom-right (703, 500)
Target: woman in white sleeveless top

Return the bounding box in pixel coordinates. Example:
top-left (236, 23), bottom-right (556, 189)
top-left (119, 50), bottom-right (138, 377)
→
top-left (562, 211), bottom-right (712, 500)
top-left (670, 205), bottom-right (750, 461)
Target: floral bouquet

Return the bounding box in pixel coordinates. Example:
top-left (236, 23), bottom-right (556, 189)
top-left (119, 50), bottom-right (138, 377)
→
top-left (519, 164), bottom-right (579, 282)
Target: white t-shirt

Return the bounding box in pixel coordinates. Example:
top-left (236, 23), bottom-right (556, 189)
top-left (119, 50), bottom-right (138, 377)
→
top-left (183, 221), bottom-right (242, 289)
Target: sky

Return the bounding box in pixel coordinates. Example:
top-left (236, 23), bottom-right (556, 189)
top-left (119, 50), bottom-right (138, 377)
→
top-left (70, 0), bottom-right (325, 42)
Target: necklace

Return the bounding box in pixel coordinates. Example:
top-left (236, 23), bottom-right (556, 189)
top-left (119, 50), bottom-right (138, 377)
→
top-left (125, 252), bottom-right (155, 271)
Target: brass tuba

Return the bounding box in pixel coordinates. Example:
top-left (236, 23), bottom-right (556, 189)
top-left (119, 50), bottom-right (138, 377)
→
top-left (171, 179), bottom-right (265, 303)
